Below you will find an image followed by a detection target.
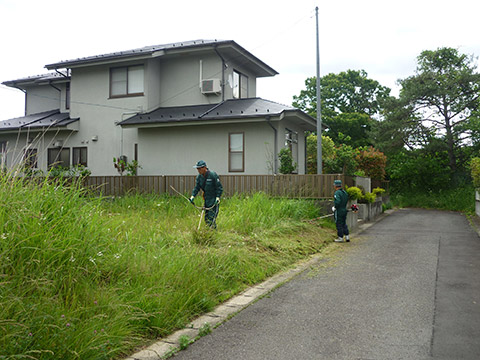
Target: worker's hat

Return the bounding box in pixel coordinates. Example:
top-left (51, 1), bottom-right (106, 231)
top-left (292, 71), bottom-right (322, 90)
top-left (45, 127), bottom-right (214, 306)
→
top-left (194, 160), bottom-right (207, 168)
top-left (334, 180), bottom-right (342, 186)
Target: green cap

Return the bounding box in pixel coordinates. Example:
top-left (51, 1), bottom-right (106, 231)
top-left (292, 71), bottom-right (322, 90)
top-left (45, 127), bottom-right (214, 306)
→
top-left (194, 160), bottom-right (207, 168)
top-left (334, 180), bottom-right (342, 186)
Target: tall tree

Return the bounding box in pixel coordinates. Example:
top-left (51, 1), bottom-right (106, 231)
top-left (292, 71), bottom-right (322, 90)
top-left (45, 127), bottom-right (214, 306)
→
top-left (292, 70), bottom-right (390, 147)
top-left (395, 47), bottom-right (480, 174)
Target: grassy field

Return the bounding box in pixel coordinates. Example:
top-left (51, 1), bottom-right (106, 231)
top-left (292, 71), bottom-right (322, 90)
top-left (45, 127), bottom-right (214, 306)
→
top-left (0, 175), bottom-right (336, 360)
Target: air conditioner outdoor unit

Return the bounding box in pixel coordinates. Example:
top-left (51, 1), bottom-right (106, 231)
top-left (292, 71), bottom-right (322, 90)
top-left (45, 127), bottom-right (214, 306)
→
top-left (53, 140), bottom-right (63, 148)
top-left (201, 79), bottom-right (221, 95)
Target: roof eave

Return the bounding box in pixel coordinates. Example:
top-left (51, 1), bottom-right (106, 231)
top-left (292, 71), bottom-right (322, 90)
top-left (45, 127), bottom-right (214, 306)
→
top-left (119, 114), bottom-right (281, 128)
top-left (216, 41), bottom-right (278, 77)
top-left (45, 54), bottom-right (153, 70)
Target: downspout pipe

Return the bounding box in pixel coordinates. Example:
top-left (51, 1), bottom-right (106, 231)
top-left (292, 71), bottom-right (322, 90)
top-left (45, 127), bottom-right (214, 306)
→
top-left (213, 46), bottom-right (226, 102)
top-left (266, 116), bottom-right (278, 174)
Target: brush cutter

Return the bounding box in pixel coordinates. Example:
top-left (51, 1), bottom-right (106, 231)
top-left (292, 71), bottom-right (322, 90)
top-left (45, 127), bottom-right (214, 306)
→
top-left (170, 186), bottom-right (217, 230)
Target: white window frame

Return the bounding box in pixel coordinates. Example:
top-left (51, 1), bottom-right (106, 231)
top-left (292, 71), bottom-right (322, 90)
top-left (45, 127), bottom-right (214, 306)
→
top-left (229, 132), bottom-right (245, 172)
top-left (232, 70), bottom-right (248, 99)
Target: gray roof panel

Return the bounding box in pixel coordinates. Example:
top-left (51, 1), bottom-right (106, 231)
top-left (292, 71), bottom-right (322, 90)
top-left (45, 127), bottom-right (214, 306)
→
top-left (0, 110), bottom-right (78, 131)
top-left (119, 98), bottom-right (313, 126)
top-left (45, 40), bottom-right (227, 69)
top-left (44, 39), bottom-right (278, 77)
top-left (2, 71), bottom-right (69, 87)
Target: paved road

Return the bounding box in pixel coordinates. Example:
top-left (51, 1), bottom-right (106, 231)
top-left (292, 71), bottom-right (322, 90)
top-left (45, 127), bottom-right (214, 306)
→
top-left (173, 209), bottom-right (480, 360)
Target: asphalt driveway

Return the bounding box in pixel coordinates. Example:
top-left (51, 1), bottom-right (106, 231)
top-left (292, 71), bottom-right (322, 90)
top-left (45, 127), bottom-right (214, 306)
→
top-left (173, 209), bottom-right (480, 360)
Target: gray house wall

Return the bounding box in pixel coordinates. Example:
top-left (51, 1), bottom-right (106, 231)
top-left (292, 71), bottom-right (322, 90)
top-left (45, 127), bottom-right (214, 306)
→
top-left (137, 119), bottom-right (308, 176)
top-left (1, 41), bottom-right (313, 176)
top-left (0, 129), bottom-right (77, 170)
top-left (24, 85), bottom-right (61, 115)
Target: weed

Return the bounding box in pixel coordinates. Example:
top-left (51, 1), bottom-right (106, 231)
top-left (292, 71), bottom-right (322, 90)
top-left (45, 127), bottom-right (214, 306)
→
top-left (198, 322), bottom-right (212, 337)
top-left (179, 335), bottom-right (191, 350)
top-left (192, 229), bottom-right (216, 246)
top-left (0, 176), bottom-right (335, 359)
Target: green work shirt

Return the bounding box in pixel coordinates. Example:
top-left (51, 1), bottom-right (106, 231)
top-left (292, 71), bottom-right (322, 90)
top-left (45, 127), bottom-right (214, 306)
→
top-left (192, 170), bottom-right (223, 208)
top-left (334, 188), bottom-right (349, 217)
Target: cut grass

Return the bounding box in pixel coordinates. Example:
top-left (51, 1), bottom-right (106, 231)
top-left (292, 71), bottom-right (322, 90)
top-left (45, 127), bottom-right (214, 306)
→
top-left (0, 176), bottom-right (336, 360)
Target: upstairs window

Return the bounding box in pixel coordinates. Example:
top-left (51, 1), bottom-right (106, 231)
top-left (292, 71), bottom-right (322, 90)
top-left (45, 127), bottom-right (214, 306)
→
top-left (110, 65), bottom-right (144, 98)
top-left (65, 82), bottom-right (70, 109)
top-left (232, 70), bottom-right (248, 99)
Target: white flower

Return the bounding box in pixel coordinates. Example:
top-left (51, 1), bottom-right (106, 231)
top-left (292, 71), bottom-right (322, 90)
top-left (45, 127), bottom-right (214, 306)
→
top-left (97, 251), bottom-right (103, 257)
top-left (114, 253), bottom-right (121, 259)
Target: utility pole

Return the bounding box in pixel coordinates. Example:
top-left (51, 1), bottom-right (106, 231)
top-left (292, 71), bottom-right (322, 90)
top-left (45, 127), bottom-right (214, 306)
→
top-left (315, 6), bottom-right (322, 174)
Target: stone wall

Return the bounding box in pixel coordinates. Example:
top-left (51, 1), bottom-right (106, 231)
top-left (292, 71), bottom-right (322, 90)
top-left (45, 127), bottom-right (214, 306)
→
top-left (357, 196), bottom-right (384, 222)
top-left (347, 200), bottom-right (358, 231)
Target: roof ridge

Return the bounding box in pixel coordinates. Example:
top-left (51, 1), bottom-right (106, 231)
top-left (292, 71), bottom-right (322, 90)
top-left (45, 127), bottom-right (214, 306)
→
top-left (45, 40), bottom-right (230, 69)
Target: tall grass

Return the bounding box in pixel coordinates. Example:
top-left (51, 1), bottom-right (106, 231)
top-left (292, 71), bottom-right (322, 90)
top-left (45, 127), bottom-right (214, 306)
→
top-left (391, 185), bottom-right (476, 213)
top-left (0, 176), bottom-right (334, 360)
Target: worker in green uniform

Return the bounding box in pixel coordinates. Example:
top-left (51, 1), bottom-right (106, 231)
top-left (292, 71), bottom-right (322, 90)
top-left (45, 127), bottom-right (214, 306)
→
top-left (332, 179), bottom-right (350, 243)
top-left (190, 160), bottom-right (223, 228)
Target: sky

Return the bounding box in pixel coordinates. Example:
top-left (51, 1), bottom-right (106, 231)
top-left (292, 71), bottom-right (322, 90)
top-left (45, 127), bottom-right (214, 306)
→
top-left (1, 0), bottom-right (479, 120)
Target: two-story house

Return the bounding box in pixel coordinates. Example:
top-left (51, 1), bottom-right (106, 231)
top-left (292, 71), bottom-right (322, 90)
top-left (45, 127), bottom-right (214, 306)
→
top-left (0, 39), bottom-right (317, 175)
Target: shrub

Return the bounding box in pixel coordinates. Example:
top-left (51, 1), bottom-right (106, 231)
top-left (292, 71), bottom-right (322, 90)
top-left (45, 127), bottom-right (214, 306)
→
top-left (323, 144), bottom-right (358, 175)
top-left (346, 186), bottom-right (363, 200)
top-left (372, 187), bottom-right (386, 196)
top-left (355, 146), bottom-right (387, 180)
top-left (471, 157), bottom-right (480, 189)
top-left (279, 148), bottom-right (297, 174)
top-left (363, 192), bottom-right (376, 203)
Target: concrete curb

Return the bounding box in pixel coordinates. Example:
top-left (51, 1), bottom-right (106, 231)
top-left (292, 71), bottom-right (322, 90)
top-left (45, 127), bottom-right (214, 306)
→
top-left (124, 209), bottom-right (395, 360)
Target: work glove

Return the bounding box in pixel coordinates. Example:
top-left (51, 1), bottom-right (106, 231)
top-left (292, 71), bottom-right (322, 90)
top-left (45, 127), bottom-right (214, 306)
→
top-left (332, 206), bottom-right (336, 212)
top-left (215, 197), bottom-right (220, 205)
top-left (189, 196), bottom-right (195, 204)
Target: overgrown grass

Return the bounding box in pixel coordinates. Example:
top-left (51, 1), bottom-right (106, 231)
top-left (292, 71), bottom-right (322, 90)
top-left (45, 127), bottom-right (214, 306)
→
top-left (391, 185), bottom-right (476, 213)
top-left (0, 176), bottom-right (335, 359)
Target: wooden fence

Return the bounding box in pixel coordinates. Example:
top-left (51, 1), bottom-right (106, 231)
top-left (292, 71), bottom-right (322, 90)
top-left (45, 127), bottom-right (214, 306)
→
top-left (83, 174), bottom-right (356, 199)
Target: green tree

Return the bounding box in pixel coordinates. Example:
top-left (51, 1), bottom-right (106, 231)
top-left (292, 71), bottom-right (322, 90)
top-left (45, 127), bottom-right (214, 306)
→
top-left (306, 134), bottom-right (335, 174)
top-left (394, 47), bottom-right (480, 174)
top-left (386, 150), bottom-right (451, 192)
top-left (293, 70), bottom-right (390, 147)
top-left (323, 144), bottom-right (358, 176)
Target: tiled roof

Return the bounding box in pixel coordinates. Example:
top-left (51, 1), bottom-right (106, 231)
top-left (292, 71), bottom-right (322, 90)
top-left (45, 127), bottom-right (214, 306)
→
top-left (0, 110), bottom-right (78, 131)
top-left (44, 39), bottom-right (277, 77)
top-left (119, 98), bottom-right (314, 126)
